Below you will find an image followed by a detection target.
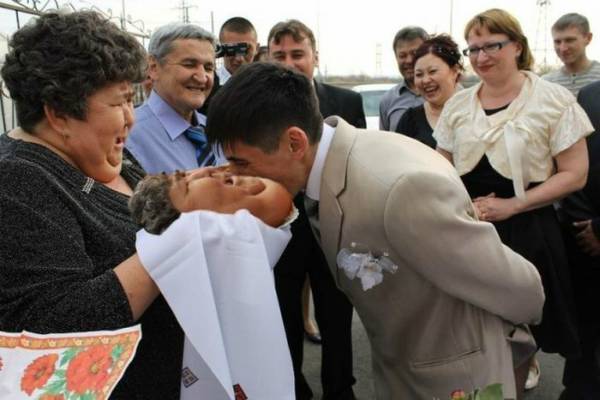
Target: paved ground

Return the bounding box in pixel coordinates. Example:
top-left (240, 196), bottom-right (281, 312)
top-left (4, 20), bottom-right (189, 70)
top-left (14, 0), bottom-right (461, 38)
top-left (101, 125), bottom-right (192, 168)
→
top-left (303, 311), bottom-right (565, 399)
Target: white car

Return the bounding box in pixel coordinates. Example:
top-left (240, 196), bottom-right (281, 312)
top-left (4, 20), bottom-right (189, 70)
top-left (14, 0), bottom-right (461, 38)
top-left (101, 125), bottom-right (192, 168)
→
top-left (352, 83), bottom-right (396, 130)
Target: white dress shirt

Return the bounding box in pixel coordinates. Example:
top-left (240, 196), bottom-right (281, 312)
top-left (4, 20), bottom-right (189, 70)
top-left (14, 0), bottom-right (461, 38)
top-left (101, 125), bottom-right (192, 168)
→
top-left (216, 65), bottom-right (232, 85)
top-left (306, 123), bottom-right (336, 202)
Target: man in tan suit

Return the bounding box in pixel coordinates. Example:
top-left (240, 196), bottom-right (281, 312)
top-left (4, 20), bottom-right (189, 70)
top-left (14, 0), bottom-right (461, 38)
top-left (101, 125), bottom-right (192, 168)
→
top-left (205, 62), bottom-right (545, 399)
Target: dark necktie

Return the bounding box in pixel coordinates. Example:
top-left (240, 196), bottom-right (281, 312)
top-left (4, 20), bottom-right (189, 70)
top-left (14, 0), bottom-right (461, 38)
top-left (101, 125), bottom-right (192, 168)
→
top-left (183, 125), bottom-right (216, 167)
top-left (303, 195), bottom-right (321, 242)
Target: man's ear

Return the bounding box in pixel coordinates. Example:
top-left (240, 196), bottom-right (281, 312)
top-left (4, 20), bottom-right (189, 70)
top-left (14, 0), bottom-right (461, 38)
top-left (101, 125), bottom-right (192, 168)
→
top-left (148, 55), bottom-right (160, 81)
top-left (285, 126), bottom-right (310, 159)
top-left (585, 32), bottom-right (593, 46)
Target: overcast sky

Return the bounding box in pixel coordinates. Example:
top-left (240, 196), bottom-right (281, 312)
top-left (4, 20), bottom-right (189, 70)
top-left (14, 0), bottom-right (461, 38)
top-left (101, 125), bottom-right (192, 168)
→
top-left (2, 0), bottom-right (600, 76)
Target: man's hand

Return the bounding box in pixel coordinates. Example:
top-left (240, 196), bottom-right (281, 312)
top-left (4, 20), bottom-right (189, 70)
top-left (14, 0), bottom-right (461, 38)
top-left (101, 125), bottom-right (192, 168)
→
top-left (574, 220), bottom-right (600, 257)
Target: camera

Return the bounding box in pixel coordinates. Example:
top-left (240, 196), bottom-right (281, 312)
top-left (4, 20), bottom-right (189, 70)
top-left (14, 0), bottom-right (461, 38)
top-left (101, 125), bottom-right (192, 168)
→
top-left (216, 42), bottom-right (249, 58)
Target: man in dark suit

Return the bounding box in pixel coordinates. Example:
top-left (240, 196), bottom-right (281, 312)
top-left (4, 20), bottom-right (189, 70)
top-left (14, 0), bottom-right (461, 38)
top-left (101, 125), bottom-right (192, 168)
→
top-left (560, 80), bottom-right (600, 400)
top-left (267, 19), bottom-right (365, 400)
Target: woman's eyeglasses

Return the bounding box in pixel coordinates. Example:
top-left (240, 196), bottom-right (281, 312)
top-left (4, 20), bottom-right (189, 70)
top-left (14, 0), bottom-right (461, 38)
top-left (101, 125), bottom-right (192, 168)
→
top-left (462, 40), bottom-right (512, 57)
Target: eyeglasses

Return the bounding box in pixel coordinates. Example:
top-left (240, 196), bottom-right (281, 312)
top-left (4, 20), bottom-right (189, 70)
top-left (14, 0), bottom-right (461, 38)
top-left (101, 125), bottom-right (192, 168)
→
top-left (462, 40), bottom-right (512, 57)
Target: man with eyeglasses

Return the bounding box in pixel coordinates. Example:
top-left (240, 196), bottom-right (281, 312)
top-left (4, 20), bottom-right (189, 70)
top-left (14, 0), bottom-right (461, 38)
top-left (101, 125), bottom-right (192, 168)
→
top-left (127, 22), bottom-right (219, 173)
top-left (379, 26), bottom-right (428, 132)
top-left (543, 13), bottom-right (600, 96)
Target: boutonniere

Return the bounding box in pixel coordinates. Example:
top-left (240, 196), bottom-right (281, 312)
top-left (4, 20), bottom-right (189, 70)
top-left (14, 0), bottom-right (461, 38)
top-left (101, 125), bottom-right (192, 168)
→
top-left (336, 242), bottom-right (398, 291)
top-left (436, 384), bottom-right (503, 400)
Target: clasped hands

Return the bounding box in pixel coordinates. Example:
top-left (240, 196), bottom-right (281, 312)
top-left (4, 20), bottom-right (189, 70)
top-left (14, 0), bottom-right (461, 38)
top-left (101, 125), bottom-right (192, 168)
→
top-left (472, 193), bottom-right (522, 222)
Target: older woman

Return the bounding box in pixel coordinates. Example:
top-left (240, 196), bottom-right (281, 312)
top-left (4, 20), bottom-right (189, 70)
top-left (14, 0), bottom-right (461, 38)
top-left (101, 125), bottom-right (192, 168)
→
top-left (434, 8), bottom-right (593, 393)
top-left (396, 34), bottom-right (463, 148)
top-left (0, 11), bottom-right (180, 398)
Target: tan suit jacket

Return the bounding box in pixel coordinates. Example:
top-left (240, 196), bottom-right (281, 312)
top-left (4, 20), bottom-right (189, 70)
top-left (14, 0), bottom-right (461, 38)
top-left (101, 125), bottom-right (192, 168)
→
top-left (317, 117), bottom-right (545, 399)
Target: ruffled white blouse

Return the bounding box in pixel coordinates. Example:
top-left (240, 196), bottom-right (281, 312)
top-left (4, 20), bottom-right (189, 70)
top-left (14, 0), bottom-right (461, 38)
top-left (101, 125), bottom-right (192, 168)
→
top-left (433, 71), bottom-right (593, 199)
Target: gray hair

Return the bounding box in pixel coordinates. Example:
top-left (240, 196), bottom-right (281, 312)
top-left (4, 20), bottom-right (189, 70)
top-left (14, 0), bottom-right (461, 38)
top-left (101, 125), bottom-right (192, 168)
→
top-left (129, 173), bottom-right (181, 235)
top-left (148, 22), bottom-right (215, 62)
top-left (393, 26), bottom-right (429, 50)
top-left (552, 13), bottom-right (590, 35)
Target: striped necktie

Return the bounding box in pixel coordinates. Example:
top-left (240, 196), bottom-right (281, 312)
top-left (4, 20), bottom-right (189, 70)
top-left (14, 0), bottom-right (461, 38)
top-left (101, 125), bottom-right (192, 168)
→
top-left (183, 125), bottom-right (216, 167)
top-left (303, 195), bottom-right (320, 242)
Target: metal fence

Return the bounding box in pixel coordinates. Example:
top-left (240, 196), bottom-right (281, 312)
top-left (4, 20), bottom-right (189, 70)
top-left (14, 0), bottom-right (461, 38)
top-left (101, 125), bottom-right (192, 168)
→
top-left (0, 1), bottom-right (150, 133)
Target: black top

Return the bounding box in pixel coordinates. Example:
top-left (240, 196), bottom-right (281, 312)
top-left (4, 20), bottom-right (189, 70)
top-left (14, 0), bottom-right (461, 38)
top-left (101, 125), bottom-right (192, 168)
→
top-left (458, 103), bottom-right (580, 357)
top-left (0, 135), bottom-right (183, 399)
top-left (395, 104), bottom-right (436, 148)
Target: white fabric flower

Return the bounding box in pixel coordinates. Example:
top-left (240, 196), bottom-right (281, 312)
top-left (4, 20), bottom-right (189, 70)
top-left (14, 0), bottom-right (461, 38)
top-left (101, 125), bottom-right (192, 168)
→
top-left (337, 245), bottom-right (399, 291)
top-left (356, 261), bottom-right (383, 291)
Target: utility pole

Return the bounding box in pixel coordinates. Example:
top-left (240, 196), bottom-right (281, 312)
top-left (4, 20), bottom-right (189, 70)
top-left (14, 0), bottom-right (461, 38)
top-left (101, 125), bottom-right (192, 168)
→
top-left (120, 0), bottom-right (126, 30)
top-left (534, 0), bottom-right (551, 69)
top-left (449, 0), bottom-right (454, 37)
top-left (175, 0), bottom-right (196, 23)
top-left (375, 42), bottom-right (382, 77)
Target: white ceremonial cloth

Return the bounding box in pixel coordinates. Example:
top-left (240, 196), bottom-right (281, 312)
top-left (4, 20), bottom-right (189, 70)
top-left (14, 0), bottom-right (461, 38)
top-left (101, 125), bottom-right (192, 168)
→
top-left (136, 210), bottom-right (294, 400)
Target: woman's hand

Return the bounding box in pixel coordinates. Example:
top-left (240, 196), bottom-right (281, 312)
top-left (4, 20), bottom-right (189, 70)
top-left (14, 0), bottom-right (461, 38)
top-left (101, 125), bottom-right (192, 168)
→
top-left (474, 193), bottom-right (522, 222)
top-left (574, 220), bottom-right (600, 257)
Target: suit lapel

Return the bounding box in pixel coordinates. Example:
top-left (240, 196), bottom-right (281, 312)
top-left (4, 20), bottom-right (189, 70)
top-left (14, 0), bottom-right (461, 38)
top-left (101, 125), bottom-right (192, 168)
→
top-left (315, 81), bottom-right (336, 119)
top-left (319, 116), bottom-right (358, 284)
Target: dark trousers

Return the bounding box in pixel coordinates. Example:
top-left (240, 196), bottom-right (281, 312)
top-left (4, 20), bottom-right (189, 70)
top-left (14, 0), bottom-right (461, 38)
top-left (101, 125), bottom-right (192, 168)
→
top-left (561, 223), bottom-right (600, 400)
top-left (562, 325), bottom-right (600, 400)
top-left (275, 194), bottom-right (355, 400)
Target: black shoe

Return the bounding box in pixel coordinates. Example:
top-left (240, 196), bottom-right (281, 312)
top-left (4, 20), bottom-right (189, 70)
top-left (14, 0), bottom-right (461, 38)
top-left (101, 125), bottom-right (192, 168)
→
top-left (304, 330), bottom-right (322, 344)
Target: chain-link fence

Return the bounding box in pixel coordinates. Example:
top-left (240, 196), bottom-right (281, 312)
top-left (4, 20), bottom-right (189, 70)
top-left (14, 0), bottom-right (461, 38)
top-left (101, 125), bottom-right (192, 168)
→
top-left (0, 1), bottom-right (150, 133)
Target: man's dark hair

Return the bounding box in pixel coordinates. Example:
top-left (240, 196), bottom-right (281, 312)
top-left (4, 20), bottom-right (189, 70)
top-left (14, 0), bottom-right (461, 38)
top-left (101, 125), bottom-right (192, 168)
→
top-left (219, 17), bottom-right (257, 41)
top-left (552, 13), bottom-right (590, 35)
top-left (392, 26), bottom-right (429, 51)
top-left (268, 19), bottom-right (317, 52)
top-left (205, 62), bottom-right (323, 153)
top-left (1, 11), bottom-right (145, 133)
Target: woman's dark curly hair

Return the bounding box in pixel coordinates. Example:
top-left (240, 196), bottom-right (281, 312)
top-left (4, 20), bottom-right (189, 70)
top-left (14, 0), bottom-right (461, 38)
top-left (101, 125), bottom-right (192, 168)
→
top-left (413, 34), bottom-right (464, 72)
top-left (1, 11), bottom-right (146, 133)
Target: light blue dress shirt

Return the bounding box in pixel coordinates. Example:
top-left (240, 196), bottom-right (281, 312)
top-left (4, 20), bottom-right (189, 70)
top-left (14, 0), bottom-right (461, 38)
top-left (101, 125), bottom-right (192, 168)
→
top-left (127, 90), bottom-right (211, 174)
top-left (378, 81), bottom-right (423, 132)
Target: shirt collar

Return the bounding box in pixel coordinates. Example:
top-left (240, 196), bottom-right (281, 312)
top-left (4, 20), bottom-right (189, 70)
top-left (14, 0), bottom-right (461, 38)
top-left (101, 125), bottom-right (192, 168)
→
top-left (398, 80), bottom-right (419, 96)
top-left (147, 90), bottom-right (206, 141)
top-left (305, 123), bottom-right (335, 201)
top-left (217, 65), bottom-right (232, 84)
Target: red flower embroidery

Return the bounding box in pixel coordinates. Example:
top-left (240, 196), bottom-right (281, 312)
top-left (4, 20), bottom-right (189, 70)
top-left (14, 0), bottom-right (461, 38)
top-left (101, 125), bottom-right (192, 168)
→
top-left (451, 389), bottom-right (467, 399)
top-left (66, 345), bottom-right (113, 394)
top-left (39, 395), bottom-right (65, 400)
top-left (20, 354), bottom-right (58, 395)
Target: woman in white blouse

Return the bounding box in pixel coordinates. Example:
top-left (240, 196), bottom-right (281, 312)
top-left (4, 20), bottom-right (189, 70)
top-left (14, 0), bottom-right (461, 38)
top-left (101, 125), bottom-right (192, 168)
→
top-left (433, 8), bottom-right (592, 396)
